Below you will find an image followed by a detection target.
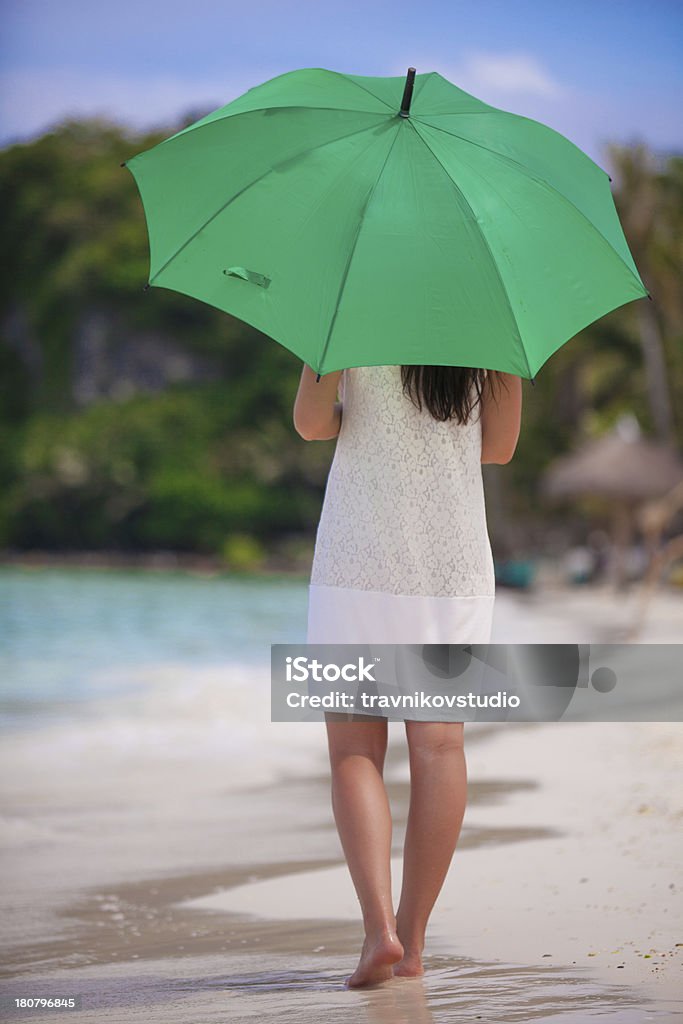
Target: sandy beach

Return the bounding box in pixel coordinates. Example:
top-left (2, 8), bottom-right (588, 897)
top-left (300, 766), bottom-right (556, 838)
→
top-left (1, 574), bottom-right (682, 1022)
top-left (181, 722), bottom-right (683, 1006)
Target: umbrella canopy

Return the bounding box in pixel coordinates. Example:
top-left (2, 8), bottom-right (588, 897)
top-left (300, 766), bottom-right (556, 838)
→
top-left (123, 67), bottom-right (649, 378)
top-left (541, 417), bottom-right (683, 503)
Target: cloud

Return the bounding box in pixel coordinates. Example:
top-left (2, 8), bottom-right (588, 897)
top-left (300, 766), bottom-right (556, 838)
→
top-left (460, 51), bottom-right (566, 99)
top-left (386, 50), bottom-right (569, 108)
top-left (1, 57), bottom-right (678, 166)
top-left (0, 54), bottom-right (565, 147)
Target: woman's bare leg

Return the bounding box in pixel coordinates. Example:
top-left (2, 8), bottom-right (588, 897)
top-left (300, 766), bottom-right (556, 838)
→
top-left (394, 720), bottom-right (467, 977)
top-left (325, 714), bottom-right (404, 986)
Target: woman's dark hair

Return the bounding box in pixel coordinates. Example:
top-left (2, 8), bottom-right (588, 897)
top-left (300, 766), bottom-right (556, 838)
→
top-left (400, 365), bottom-right (506, 424)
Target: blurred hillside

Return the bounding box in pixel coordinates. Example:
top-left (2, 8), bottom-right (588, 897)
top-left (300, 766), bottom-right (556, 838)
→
top-left (1, 115), bottom-right (681, 571)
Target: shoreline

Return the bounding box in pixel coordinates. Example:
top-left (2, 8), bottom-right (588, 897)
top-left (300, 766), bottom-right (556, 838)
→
top-left (4, 554), bottom-right (682, 646)
top-left (4, 545), bottom-right (682, 590)
top-left (1, 721), bottom-right (681, 1021)
top-left (176, 721), bottom-right (683, 1002)
top-left (1, 563), bottom-right (682, 1019)
top-left (0, 546), bottom-right (311, 579)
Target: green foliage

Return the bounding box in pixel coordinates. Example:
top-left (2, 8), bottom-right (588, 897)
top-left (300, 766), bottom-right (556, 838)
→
top-left (221, 533), bottom-right (268, 572)
top-left (1, 381), bottom-right (323, 553)
top-left (0, 118), bottom-right (681, 555)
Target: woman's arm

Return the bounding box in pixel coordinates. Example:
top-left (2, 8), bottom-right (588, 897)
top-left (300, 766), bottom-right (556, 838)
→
top-left (480, 371), bottom-right (523, 464)
top-left (293, 365), bottom-right (343, 441)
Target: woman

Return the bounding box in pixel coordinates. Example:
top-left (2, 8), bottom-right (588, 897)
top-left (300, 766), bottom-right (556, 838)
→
top-left (293, 363), bottom-right (522, 987)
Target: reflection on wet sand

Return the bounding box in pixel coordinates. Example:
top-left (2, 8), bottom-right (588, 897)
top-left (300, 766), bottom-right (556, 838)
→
top-left (0, 950), bottom-right (659, 1023)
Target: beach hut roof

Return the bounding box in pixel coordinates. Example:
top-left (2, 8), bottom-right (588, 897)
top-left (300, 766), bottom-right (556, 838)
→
top-left (541, 415), bottom-right (683, 503)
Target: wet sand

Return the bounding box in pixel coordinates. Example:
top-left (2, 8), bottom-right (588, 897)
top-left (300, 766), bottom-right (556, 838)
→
top-left (1, 574), bottom-right (682, 1021)
top-left (1, 717), bottom-right (682, 1022)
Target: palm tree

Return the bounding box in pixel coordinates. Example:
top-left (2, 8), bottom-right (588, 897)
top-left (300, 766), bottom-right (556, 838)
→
top-left (607, 144), bottom-right (682, 447)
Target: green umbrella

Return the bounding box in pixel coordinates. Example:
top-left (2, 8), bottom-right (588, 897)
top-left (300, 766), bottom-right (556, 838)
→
top-left (122, 66), bottom-right (650, 381)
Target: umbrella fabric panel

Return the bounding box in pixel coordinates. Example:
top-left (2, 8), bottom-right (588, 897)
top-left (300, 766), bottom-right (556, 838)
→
top-left (413, 121), bottom-right (648, 379)
top-left (163, 67), bottom-right (489, 138)
top-left (126, 107), bottom-right (388, 294)
top-left (319, 122), bottom-right (530, 374)
top-left (339, 69), bottom-right (495, 116)
top-left (124, 67), bottom-right (649, 378)
top-left (138, 113), bottom-right (404, 368)
top-left (414, 107), bottom-right (641, 279)
top-left (161, 67), bottom-right (401, 143)
top-left (138, 111), bottom-right (527, 375)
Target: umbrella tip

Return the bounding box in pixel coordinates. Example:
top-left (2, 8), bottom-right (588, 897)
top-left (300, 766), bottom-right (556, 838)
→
top-left (399, 68), bottom-right (416, 118)
top-left (530, 376), bottom-right (536, 386)
top-left (143, 283), bottom-right (150, 292)
top-left (120, 161), bottom-right (126, 168)
top-left (316, 373), bottom-right (321, 382)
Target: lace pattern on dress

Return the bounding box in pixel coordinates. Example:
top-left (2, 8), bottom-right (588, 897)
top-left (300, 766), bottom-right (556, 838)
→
top-left (310, 364), bottom-right (495, 598)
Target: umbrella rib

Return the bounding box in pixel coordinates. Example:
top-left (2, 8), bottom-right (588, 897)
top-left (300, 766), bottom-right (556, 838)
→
top-left (409, 120), bottom-right (532, 378)
top-left (157, 69), bottom-right (425, 153)
top-left (315, 123), bottom-right (403, 373)
top-left (412, 116), bottom-right (646, 295)
top-left (323, 68), bottom-right (437, 116)
top-left (157, 104), bottom-right (392, 151)
top-left (324, 69), bottom-right (399, 113)
top-left (148, 116), bottom-right (389, 286)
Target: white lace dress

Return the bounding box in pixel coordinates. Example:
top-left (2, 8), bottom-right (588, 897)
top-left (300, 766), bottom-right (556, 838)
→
top-left (306, 364), bottom-right (496, 644)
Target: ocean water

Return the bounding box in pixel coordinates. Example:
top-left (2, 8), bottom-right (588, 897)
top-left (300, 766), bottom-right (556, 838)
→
top-left (0, 566), bottom-right (308, 733)
top-left (1, 567), bottom-right (681, 754)
top-left (0, 566), bottom-right (335, 819)
top-left (2, 568), bottom-right (681, 1023)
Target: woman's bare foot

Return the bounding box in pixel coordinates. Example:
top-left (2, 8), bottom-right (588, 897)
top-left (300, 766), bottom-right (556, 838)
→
top-left (346, 930), bottom-right (404, 988)
top-left (393, 950), bottom-right (424, 977)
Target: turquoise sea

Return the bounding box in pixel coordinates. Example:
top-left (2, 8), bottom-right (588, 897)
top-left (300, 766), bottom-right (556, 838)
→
top-left (0, 566), bottom-right (308, 735)
top-left (1, 565), bottom-right (682, 1024)
top-left (2, 565), bottom-right (681, 741)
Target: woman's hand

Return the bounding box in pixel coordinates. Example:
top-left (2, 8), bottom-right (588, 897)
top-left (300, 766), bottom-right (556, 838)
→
top-left (293, 365), bottom-right (343, 441)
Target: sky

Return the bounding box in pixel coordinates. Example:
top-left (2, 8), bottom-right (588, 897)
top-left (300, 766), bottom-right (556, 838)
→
top-left (0, 0), bottom-right (681, 170)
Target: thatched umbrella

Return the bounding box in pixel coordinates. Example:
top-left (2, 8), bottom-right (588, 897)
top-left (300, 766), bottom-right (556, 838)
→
top-left (540, 415), bottom-right (683, 587)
